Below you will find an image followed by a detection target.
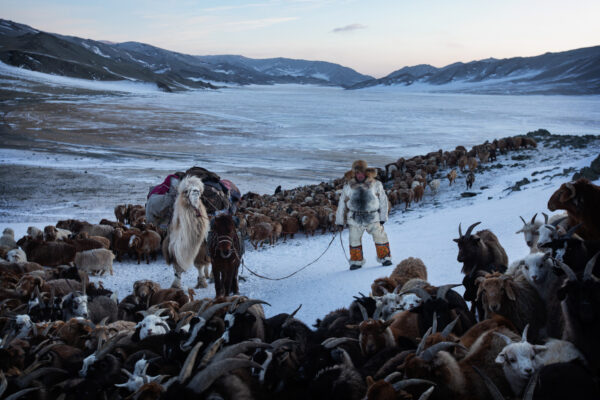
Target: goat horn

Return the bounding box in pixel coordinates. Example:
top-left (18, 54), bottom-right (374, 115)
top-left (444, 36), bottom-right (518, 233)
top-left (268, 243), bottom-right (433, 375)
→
top-left (520, 216), bottom-right (527, 225)
top-left (418, 386), bottom-right (436, 400)
top-left (472, 365), bottom-right (505, 400)
top-left (198, 302), bottom-right (233, 321)
top-left (523, 369), bottom-right (541, 400)
top-left (541, 212), bottom-right (548, 224)
top-left (357, 303), bottom-right (369, 321)
top-left (383, 371), bottom-right (402, 383)
top-left (416, 327), bottom-right (432, 356)
top-left (458, 223), bottom-right (463, 238)
top-left (550, 216), bottom-right (567, 227)
top-left (23, 359), bottom-right (49, 375)
top-left (120, 368), bottom-right (134, 379)
top-left (199, 338), bottom-right (226, 368)
top-left (178, 341), bottom-right (203, 383)
top-left (441, 316), bottom-right (460, 338)
top-left (321, 337), bottom-right (358, 349)
top-left (186, 359), bottom-right (262, 394)
top-left (373, 303), bottom-right (383, 321)
top-left (210, 341), bottom-right (272, 364)
top-left (584, 252), bottom-right (600, 282)
top-left (521, 324), bottom-right (530, 342)
top-left (234, 299), bottom-right (271, 315)
top-left (0, 371), bottom-right (6, 398)
top-left (175, 314), bottom-right (194, 332)
top-left (5, 387), bottom-right (40, 400)
top-left (431, 312), bottom-right (438, 334)
top-left (562, 223), bottom-right (582, 239)
top-left (493, 332), bottom-right (513, 346)
top-left (96, 331), bottom-right (129, 359)
top-left (270, 338), bottom-right (297, 348)
top-left (15, 367), bottom-right (67, 388)
top-left (421, 342), bottom-right (459, 362)
top-left (436, 284), bottom-right (461, 300)
top-left (464, 222), bottom-right (481, 239)
top-left (530, 213), bottom-right (538, 224)
top-left (392, 379), bottom-right (436, 392)
top-left (98, 316), bottom-right (109, 327)
top-left (405, 288), bottom-right (432, 302)
top-left (556, 260), bottom-right (578, 282)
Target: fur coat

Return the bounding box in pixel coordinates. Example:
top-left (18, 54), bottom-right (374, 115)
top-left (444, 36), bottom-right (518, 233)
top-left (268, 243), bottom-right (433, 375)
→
top-left (336, 168), bottom-right (389, 227)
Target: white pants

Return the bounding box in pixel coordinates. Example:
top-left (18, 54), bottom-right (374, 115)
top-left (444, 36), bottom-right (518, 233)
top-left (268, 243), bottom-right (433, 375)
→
top-left (348, 222), bottom-right (391, 265)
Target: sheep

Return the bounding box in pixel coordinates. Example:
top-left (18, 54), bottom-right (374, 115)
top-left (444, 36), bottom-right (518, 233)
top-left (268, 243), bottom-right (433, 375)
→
top-left (44, 225), bottom-right (71, 241)
top-left (16, 236), bottom-right (77, 267)
top-left (548, 178), bottom-right (600, 240)
top-left (428, 179), bottom-right (440, 195)
top-left (390, 257), bottom-right (428, 288)
top-left (467, 156), bottom-right (478, 172)
top-left (453, 221), bottom-right (508, 317)
top-left (6, 248), bottom-right (27, 263)
top-left (16, 275), bottom-right (82, 298)
top-left (249, 222), bottom-right (273, 249)
top-left (301, 214), bottom-right (319, 236)
top-left (466, 172), bottom-right (475, 190)
top-left (397, 189), bottom-right (413, 210)
top-left (74, 248), bottom-right (115, 276)
top-left (75, 231), bottom-right (110, 249)
top-left (114, 204), bottom-right (128, 224)
top-left (113, 227), bottom-right (138, 261)
top-left (26, 226), bottom-right (43, 240)
top-left (476, 272), bottom-right (546, 340)
top-left (458, 156), bottom-right (467, 172)
top-left (128, 230), bottom-right (161, 264)
top-left (447, 169), bottom-right (457, 186)
top-left (494, 325), bottom-right (586, 397)
top-left (413, 185), bottom-right (425, 203)
top-left (0, 227), bottom-right (17, 249)
top-left (271, 221), bottom-right (283, 243)
top-left (516, 214), bottom-right (543, 253)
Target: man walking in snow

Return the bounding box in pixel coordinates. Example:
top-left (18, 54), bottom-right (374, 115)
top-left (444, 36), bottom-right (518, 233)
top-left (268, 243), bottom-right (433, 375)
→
top-left (336, 160), bottom-right (392, 270)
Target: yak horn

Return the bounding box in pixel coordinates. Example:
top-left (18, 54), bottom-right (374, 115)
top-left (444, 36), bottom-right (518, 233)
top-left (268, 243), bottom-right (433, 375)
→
top-left (234, 299), bottom-right (271, 315)
top-left (199, 338), bottom-right (226, 368)
top-left (584, 252), bottom-right (600, 282)
top-left (178, 341), bottom-right (204, 383)
top-left (436, 284), bottom-right (461, 300)
top-left (521, 324), bottom-right (530, 342)
top-left (418, 386), bottom-right (436, 400)
top-left (357, 303), bottom-right (369, 321)
top-left (472, 365), bottom-right (505, 400)
top-left (441, 316), bottom-right (460, 338)
top-left (186, 359), bottom-right (262, 394)
top-left (523, 369), bottom-right (541, 400)
top-left (493, 332), bottom-right (513, 346)
top-left (557, 260), bottom-right (578, 282)
top-left (392, 379), bottom-right (436, 392)
top-left (421, 342), bottom-right (459, 362)
top-left (321, 337), bottom-right (358, 349)
top-left (198, 302), bottom-right (233, 321)
top-left (530, 213), bottom-right (538, 224)
top-left (5, 387), bottom-right (41, 400)
top-left (465, 222), bottom-right (481, 239)
top-left (210, 341), bottom-right (272, 365)
top-left (416, 327), bottom-right (432, 356)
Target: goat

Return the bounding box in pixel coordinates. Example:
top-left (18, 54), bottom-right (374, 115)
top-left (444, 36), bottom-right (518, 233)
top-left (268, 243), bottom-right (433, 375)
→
top-left (547, 178), bottom-right (600, 240)
top-left (250, 222), bottom-right (273, 248)
top-left (6, 248), bottom-right (27, 263)
top-left (467, 157), bottom-right (478, 172)
top-left (16, 275), bottom-right (82, 298)
top-left (516, 214), bottom-right (543, 253)
top-left (26, 226), bottom-right (43, 240)
top-left (413, 185), bottom-right (425, 203)
top-left (75, 231), bottom-right (110, 248)
top-left (129, 230), bottom-right (161, 264)
top-left (466, 172), bottom-right (475, 190)
top-left (16, 237), bottom-right (76, 267)
top-left (44, 225), bottom-right (71, 241)
top-left (447, 169), bottom-right (457, 186)
top-left (301, 214), bottom-right (319, 237)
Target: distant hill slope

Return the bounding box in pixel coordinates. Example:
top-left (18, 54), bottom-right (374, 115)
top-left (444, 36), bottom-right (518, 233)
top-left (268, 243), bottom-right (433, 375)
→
top-left (0, 19), bottom-right (373, 91)
top-left (349, 46), bottom-right (600, 95)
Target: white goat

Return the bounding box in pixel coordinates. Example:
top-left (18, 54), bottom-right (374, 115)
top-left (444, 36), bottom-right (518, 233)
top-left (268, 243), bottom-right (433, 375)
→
top-left (7, 248), bottom-right (27, 263)
top-left (135, 314), bottom-right (170, 341)
top-left (515, 214), bottom-right (543, 253)
top-left (495, 325), bottom-right (586, 396)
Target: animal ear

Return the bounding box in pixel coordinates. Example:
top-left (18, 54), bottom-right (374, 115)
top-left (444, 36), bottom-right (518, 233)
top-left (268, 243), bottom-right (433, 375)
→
top-left (533, 345), bottom-right (547, 355)
top-left (504, 283), bottom-right (516, 301)
top-left (559, 184), bottom-right (576, 203)
top-left (453, 238), bottom-right (459, 243)
top-left (495, 353), bottom-right (506, 364)
top-left (516, 229), bottom-right (524, 234)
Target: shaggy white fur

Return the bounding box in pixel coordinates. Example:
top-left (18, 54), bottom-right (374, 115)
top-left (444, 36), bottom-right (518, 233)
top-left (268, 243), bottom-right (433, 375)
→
top-left (166, 176), bottom-right (209, 288)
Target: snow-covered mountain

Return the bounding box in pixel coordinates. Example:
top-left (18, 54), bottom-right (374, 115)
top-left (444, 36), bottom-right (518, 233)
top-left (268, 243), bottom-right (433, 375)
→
top-left (0, 19), bottom-right (372, 90)
top-left (349, 47), bottom-right (600, 94)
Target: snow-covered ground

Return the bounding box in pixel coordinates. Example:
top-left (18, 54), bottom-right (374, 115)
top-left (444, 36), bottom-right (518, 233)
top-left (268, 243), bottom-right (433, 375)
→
top-left (5, 143), bottom-right (598, 325)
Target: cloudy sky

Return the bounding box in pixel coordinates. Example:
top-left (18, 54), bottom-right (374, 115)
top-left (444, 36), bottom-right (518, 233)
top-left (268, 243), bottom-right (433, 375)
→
top-left (3, 0), bottom-right (599, 77)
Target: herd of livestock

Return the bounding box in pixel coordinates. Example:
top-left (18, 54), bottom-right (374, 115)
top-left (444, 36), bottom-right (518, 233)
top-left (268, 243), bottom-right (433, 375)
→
top-left (1, 132), bottom-right (600, 399)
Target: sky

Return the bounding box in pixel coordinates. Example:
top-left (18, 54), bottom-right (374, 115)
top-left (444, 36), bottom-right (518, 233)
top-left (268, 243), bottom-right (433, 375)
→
top-left (3, 0), bottom-right (599, 78)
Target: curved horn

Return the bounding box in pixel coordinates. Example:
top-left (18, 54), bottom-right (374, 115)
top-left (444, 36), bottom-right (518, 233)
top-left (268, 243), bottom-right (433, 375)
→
top-left (584, 252), bottom-right (600, 282)
top-left (465, 222), bottom-right (481, 239)
top-left (404, 288), bottom-right (432, 303)
top-left (199, 338), bottom-right (226, 368)
top-left (561, 223), bottom-right (581, 239)
top-left (270, 338), bottom-right (297, 348)
top-left (357, 303), bottom-right (369, 321)
top-left (416, 327), bottom-right (432, 356)
top-left (0, 371), bottom-right (7, 398)
top-left (392, 379), bottom-right (436, 392)
top-left (431, 312), bottom-right (438, 334)
top-left (421, 342), bottom-right (459, 362)
top-left (436, 284), bottom-right (461, 300)
top-left (557, 260), bottom-right (578, 282)
top-left (5, 387), bottom-right (40, 400)
top-left (210, 341), bottom-right (272, 364)
top-left (186, 359), bottom-right (262, 394)
top-left (542, 212), bottom-right (549, 224)
top-left (521, 324), bottom-right (530, 342)
top-left (321, 337), bottom-right (359, 349)
top-left (418, 386), bottom-right (436, 400)
top-left (441, 316), bottom-right (460, 338)
top-left (458, 223), bottom-right (463, 238)
top-left (234, 300), bottom-right (271, 315)
top-left (493, 332), bottom-right (513, 346)
top-left (472, 365), bottom-right (505, 400)
top-left (15, 367), bottom-right (67, 388)
top-left (178, 341), bottom-right (204, 383)
top-left (95, 331), bottom-right (129, 359)
top-left (520, 216), bottom-right (527, 225)
top-left (198, 302), bottom-right (233, 321)
top-left (530, 213), bottom-right (538, 224)
top-left (175, 313), bottom-right (194, 332)
top-left (384, 371), bottom-right (402, 383)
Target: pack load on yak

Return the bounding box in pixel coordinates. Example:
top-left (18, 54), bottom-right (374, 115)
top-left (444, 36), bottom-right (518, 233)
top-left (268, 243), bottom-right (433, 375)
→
top-left (145, 166), bottom-right (240, 229)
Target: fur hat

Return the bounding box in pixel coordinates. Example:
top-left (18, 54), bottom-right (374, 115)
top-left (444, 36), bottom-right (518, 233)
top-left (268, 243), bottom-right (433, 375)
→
top-left (352, 160), bottom-right (368, 172)
top-left (345, 160), bottom-right (377, 181)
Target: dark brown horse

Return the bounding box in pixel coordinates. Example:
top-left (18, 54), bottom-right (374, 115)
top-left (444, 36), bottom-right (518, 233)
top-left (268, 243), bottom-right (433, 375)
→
top-left (208, 214), bottom-right (242, 297)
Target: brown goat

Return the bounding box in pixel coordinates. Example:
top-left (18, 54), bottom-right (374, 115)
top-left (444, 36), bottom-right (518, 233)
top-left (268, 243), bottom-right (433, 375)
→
top-left (16, 275), bottom-right (82, 298)
top-left (458, 156), bottom-right (468, 172)
top-left (250, 222), bottom-right (273, 249)
top-left (371, 277), bottom-right (398, 297)
top-left (413, 185), bottom-right (424, 203)
top-left (547, 178), bottom-right (600, 240)
top-left (447, 169), bottom-right (457, 186)
top-left (301, 214), bottom-right (319, 236)
top-left (16, 237), bottom-right (76, 267)
top-left (467, 157), bottom-right (478, 172)
top-left (129, 230), bottom-right (161, 264)
top-left (114, 204), bottom-right (128, 224)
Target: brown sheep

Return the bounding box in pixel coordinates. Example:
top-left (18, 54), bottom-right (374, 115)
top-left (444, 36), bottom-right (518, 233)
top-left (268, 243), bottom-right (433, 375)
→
top-left (413, 185), bottom-right (424, 203)
top-left (43, 225), bottom-right (71, 241)
top-left (270, 221), bottom-right (283, 244)
top-left (113, 228), bottom-right (138, 261)
top-left (250, 222), bottom-right (273, 249)
top-left (477, 150), bottom-right (490, 164)
top-left (390, 257), bottom-right (428, 288)
top-left (129, 230), bottom-right (162, 264)
top-left (397, 189), bottom-right (413, 210)
top-left (133, 280), bottom-right (161, 301)
top-left (16, 275), bottom-right (82, 298)
top-left (371, 277), bottom-right (398, 297)
top-left (447, 169), bottom-right (457, 186)
top-left (16, 237), bottom-right (76, 267)
top-left (467, 156), bottom-right (478, 172)
top-left (281, 216), bottom-right (300, 241)
top-left (458, 155), bottom-right (468, 172)
top-left (301, 214), bottom-right (319, 236)
top-left (521, 137), bottom-right (537, 148)
top-left (114, 204), bottom-right (128, 224)
top-left (75, 231), bottom-right (110, 249)
top-left (128, 205), bottom-right (145, 225)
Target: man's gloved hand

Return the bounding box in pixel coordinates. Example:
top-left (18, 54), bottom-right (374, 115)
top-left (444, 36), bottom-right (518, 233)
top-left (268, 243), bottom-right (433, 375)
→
top-left (380, 221), bottom-right (385, 226)
top-left (336, 224), bottom-right (344, 231)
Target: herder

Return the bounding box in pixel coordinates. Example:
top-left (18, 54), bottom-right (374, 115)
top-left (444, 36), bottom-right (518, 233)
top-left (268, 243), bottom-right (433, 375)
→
top-left (336, 160), bottom-right (392, 270)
